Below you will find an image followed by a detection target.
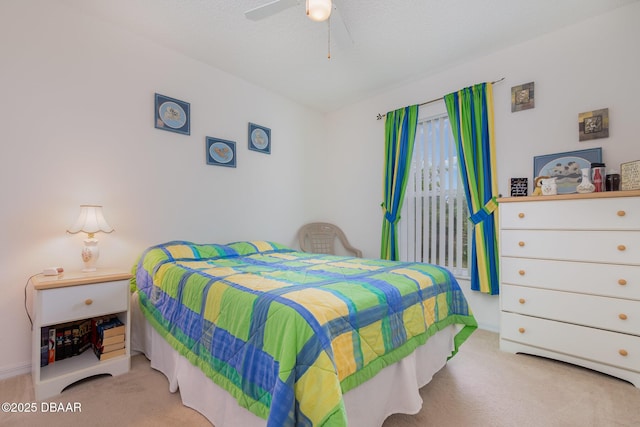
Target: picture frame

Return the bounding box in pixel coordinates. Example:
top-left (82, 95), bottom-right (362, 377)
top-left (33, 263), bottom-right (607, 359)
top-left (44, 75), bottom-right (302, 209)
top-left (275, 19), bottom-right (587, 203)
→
top-left (510, 178), bottom-right (528, 197)
top-left (248, 123), bottom-right (271, 154)
top-left (533, 147), bottom-right (602, 195)
top-left (155, 93), bottom-right (190, 135)
top-left (511, 82), bottom-right (534, 112)
top-left (621, 160), bottom-right (640, 191)
top-left (206, 137), bottom-right (236, 168)
top-left (579, 108), bottom-right (609, 141)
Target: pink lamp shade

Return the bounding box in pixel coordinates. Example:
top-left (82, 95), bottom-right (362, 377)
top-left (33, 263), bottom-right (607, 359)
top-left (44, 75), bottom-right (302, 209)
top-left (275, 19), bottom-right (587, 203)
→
top-left (67, 205), bottom-right (114, 272)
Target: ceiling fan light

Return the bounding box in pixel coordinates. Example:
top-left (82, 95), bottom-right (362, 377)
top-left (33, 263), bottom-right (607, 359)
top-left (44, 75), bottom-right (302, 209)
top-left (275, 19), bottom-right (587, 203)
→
top-left (306, 0), bottom-right (332, 22)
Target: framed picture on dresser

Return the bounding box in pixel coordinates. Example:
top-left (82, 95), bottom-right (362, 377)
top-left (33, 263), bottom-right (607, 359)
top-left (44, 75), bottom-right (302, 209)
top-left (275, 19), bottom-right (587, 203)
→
top-left (621, 160), bottom-right (640, 191)
top-left (533, 147), bottom-right (602, 195)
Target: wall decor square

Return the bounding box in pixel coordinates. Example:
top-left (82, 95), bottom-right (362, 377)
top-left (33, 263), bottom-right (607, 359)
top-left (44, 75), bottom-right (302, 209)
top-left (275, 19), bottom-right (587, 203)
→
top-left (533, 147), bottom-right (602, 195)
top-left (579, 108), bottom-right (609, 141)
top-left (511, 82), bottom-right (534, 112)
top-left (155, 93), bottom-right (190, 135)
top-left (206, 137), bottom-right (236, 168)
top-left (248, 123), bottom-right (271, 154)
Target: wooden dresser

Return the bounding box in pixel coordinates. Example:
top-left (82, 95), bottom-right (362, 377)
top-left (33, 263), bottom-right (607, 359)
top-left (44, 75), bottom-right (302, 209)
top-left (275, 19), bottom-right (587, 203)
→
top-left (498, 191), bottom-right (640, 388)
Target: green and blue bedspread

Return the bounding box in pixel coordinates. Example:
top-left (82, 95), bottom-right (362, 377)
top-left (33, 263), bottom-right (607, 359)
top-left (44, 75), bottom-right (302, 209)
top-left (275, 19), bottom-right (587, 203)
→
top-left (133, 240), bottom-right (477, 426)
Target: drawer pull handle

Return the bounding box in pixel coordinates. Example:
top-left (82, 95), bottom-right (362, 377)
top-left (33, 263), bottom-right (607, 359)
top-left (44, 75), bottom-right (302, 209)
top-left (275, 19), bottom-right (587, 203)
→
top-left (619, 349), bottom-right (628, 357)
top-left (519, 298), bottom-right (526, 304)
top-left (619, 313), bottom-right (628, 320)
top-left (617, 210), bottom-right (626, 217)
top-left (618, 279), bottom-right (627, 286)
top-left (518, 270), bottom-right (525, 276)
top-left (518, 241), bottom-right (525, 247)
top-left (518, 212), bottom-right (525, 218)
top-left (84, 299), bottom-right (93, 306)
top-left (518, 327), bottom-right (525, 334)
top-left (617, 244), bottom-right (626, 251)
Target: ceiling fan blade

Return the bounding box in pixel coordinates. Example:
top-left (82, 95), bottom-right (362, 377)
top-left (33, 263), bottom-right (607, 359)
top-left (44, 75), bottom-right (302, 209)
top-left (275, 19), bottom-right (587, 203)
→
top-left (331, 4), bottom-right (353, 46)
top-left (245, 0), bottom-right (300, 21)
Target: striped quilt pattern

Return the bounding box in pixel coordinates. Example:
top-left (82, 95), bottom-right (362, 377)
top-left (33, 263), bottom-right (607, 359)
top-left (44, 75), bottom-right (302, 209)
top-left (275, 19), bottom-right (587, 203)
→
top-left (133, 240), bottom-right (477, 426)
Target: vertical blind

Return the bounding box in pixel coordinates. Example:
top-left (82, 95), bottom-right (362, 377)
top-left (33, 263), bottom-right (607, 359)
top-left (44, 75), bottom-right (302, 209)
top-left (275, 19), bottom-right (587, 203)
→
top-left (398, 113), bottom-right (471, 277)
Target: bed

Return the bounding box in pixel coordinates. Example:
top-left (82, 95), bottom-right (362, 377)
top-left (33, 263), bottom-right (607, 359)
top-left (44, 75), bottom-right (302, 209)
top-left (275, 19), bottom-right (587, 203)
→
top-left (131, 240), bottom-right (477, 426)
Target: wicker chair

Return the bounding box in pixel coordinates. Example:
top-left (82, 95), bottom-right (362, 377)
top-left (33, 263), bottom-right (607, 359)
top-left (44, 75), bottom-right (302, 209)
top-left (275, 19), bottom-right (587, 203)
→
top-left (297, 222), bottom-right (362, 257)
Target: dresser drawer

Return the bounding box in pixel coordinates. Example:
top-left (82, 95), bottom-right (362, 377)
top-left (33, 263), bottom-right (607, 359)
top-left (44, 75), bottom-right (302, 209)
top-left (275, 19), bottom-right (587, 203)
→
top-left (39, 280), bottom-right (129, 325)
top-left (501, 285), bottom-right (640, 335)
top-left (501, 257), bottom-right (640, 300)
top-left (501, 229), bottom-right (640, 265)
top-left (500, 198), bottom-right (640, 230)
top-left (501, 312), bottom-right (640, 372)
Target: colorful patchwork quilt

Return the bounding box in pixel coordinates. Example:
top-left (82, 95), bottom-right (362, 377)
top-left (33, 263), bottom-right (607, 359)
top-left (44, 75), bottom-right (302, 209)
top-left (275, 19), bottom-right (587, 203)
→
top-left (133, 240), bottom-right (477, 426)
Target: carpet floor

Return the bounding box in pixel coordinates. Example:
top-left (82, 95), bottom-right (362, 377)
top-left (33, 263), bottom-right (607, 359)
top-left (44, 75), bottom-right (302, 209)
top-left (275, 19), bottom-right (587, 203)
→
top-left (1, 329), bottom-right (638, 426)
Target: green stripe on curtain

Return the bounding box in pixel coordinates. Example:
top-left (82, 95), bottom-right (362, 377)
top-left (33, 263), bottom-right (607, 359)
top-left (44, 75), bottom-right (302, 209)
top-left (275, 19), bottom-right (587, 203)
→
top-left (444, 83), bottom-right (500, 295)
top-left (381, 105), bottom-right (418, 261)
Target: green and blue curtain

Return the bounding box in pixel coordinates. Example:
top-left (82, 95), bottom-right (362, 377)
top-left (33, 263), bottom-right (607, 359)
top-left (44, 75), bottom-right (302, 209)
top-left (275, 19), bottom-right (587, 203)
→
top-left (381, 105), bottom-right (418, 261)
top-left (444, 83), bottom-right (500, 295)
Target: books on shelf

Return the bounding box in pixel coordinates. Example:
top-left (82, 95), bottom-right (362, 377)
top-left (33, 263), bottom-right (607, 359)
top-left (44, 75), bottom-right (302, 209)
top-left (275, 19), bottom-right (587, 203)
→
top-left (77, 319), bottom-right (92, 355)
top-left (92, 315), bottom-right (126, 361)
top-left (101, 341), bottom-right (125, 353)
top-left (55, 328), bottom-right (64, 361)
top-left (48, 328), bottom-right (55, 364)
top-left (41, 315), bottom-right (125, 366)
top-left (94, 347), bottom-right (126, 361)
top-left (102, 333), bottom-right (125, 347)
top-left (40, 327), bottom-right (49, 367)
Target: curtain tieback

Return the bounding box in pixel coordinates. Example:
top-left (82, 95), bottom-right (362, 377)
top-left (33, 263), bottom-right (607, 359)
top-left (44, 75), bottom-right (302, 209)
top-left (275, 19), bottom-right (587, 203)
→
top-left (381, 203), bottom-right (400, 224)
top-left (469, 197), bottom-right (498, 225)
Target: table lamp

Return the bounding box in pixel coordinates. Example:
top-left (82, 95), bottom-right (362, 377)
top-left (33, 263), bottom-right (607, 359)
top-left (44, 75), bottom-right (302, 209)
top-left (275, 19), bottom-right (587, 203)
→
top-left (67, 205), bottom-right (114, 272)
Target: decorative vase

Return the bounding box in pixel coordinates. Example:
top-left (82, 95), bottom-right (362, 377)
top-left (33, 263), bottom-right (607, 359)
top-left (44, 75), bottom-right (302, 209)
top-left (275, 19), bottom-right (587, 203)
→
top-left (576, 168), bottom-right (595, 193)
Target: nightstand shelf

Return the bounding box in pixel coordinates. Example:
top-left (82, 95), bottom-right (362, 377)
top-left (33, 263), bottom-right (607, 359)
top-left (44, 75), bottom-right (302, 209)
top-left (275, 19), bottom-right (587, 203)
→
top-left (31, 270), bottom-right (131, 400)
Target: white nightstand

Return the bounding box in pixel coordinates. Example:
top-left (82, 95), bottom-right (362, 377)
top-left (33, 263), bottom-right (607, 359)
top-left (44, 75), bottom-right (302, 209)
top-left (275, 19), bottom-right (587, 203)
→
top-left (31, 269), bottom-right (132, 400)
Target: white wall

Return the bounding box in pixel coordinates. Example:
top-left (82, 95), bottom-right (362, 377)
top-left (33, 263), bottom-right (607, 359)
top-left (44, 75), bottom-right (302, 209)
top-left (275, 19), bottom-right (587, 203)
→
top-left (0, 0), bottom-right (326, 377)
top-left (323, 3), bottom-right (640, 331)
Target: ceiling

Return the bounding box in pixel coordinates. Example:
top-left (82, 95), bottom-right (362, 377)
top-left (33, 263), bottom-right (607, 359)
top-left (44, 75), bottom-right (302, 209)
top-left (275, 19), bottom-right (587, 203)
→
top-left (60, 0), bottom-right (637, 113)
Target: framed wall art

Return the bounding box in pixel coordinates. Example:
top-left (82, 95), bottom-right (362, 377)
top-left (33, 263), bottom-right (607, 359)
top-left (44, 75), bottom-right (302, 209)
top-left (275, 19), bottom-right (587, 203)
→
top-left (155, 93), bottom-right (190, 135)
top-left (533, 147), bottom-right (602, 195)
top-left (248, 123), bottom-right (271, 154)
top-left (206, 137), bottom-right (236, 168)
top-left (579, 108), bottom-right (608, 141)
top-left (511, 82), bottom-right (534, 112)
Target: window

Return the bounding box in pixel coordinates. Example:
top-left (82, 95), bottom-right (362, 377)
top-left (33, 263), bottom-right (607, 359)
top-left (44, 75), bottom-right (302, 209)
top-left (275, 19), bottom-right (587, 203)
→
top-left (398, 113), bottom-right (471, 278)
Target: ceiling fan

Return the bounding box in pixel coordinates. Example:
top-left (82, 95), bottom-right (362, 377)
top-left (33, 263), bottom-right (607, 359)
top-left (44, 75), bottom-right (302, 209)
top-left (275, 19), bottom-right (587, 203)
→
top-left (245, 0), bottom-right (353, 50)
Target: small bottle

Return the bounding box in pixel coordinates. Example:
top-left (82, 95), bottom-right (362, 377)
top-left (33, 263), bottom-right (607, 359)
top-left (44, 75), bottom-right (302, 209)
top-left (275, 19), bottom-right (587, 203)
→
top-left (591, 163), bottom-right (605, 192)
top-left (606, 169), bottom-right (621, 191)
top-left (593, 169), bottom-right (603, 192)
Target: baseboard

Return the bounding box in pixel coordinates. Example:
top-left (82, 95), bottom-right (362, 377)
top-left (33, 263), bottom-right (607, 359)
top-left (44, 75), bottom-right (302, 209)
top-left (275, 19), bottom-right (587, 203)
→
top-left (476, 322), bottom-right (499, 333)
top-left (0, 361), bottom-right (31, 381)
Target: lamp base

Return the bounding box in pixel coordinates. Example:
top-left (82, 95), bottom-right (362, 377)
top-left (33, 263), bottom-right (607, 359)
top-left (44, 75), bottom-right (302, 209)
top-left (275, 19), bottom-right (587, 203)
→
top-left (81, 238), bottom-right (100, 272)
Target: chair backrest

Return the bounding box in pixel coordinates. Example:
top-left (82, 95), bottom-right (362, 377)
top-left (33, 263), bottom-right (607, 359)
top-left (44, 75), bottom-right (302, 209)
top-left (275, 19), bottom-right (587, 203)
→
top-left (298, 222), bottom-right (362, 257)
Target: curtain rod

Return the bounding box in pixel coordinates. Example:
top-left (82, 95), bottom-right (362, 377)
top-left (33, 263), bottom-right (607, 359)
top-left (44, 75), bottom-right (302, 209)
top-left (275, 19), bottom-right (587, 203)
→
top-left (376, 77), bottom-right (505, 120)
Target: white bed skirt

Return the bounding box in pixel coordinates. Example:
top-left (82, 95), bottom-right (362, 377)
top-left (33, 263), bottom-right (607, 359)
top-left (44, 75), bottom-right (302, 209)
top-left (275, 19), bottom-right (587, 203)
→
top-left (131, 292), bottom-right (458, 427)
